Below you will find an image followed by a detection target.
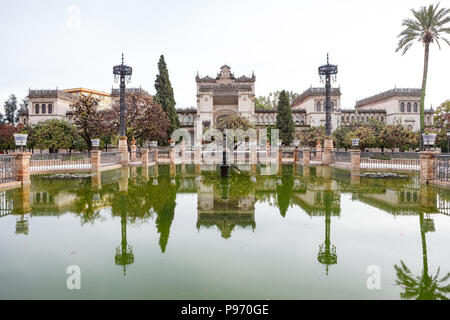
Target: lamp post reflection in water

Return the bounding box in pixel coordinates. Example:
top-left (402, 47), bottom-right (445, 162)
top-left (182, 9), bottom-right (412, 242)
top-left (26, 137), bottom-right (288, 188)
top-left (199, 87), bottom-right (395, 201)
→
top-left (115, 169), bottom-right (134, 275)
top-left (317, 190), bottom-right (338, 275)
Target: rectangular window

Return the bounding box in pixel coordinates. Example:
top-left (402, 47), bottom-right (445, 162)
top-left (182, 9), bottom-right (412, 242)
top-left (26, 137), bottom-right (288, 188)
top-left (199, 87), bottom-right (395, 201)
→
top-left (35, 104), bottom-right (39, 114)
top-left (48, 104), bottom-right (53, 114)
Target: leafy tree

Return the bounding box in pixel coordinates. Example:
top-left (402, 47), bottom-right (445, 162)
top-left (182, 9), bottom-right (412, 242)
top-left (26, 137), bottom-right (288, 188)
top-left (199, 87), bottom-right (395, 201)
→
top-left (276, 90), bottom-right (295, 145)
top-left (396, 3), bottom-right (450, 148)
top-left (4, 94), bottom-right (18, 125)
top-left (30, 119), bottom-right (80, 153)
top-left (0, 123), bottom-right (23, 153)
top-left (297, 126), bottom-right (326, 148)
top-left (332, 125), bottom-right (353, 150)
top-left (380, 125), bottom-right (416, 151)
top-left (255, 91), bottom-right (299, 110)
top-left (154, 55), bottom-right (179, 139)
top-left (105, 93), bottom-right (170, 145)
top-left (434, 100), bottom-right (450, 151)
top-left (69, 95), bottom-right (106, 151)
top-left (216, 114), bottom-right (255, 132)
top-left (345, 126), bottom-right (377, 151)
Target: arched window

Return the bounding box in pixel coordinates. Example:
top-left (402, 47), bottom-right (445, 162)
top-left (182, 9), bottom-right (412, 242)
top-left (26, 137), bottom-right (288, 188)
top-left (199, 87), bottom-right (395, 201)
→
top-left (351, 116), bottom-right (354, 122)
top-left (400, 102), bottom-right (405, 112)
top-left (407, 102), bottom-right (411, 112)
top-left (295, 116), bottom-right (299, 124)
top-left (266, 116), bottom-right (269, 123)
top-left (341, 116), bottom-right (345, 122)
top-left (366, 116), bottom-right (369, 122)
top-left (48, 103), bottom-right (53, 114)
top-left (301, 117), bottom-right (305, 124)
top-left (260, 116), bottom-right (263, 123)
top-left (41, 104), bottom-right (46, 114)
top-left (413, 102), bottom-right (418, 112)
top-left (316, 102), bottom-right (321, 112)
top-left (346, 116), bottom-right (349, 122)
top-left (35, 104), bottom-right (39, 114)
top-left (188, 115), bottom-right (192, 123)
top-left (330, 101), bottom-right (334, 111)
top-left (270, 116), bottom-right (274, 123)
top-left (183, 116), bottom-right (187, 123)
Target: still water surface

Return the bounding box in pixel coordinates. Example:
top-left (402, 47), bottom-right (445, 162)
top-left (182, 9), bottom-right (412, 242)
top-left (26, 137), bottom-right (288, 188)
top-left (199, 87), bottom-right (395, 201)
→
top-left (0, 164), bottom-right (449, 299)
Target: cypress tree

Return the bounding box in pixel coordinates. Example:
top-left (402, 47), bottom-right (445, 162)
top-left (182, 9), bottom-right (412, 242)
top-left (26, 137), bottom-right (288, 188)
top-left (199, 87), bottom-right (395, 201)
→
top-left (154, 55), bottom-right (180, 139)
top-left (276, 90), bottom-right (295, 145)
top-left (4, 94), bottom-right (18, 125)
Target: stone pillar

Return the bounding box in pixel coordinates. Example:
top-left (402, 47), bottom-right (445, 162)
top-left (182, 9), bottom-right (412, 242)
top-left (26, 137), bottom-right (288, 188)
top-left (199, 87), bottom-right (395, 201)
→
top-left (278, 147), bottom-right (282, 165)
top-left (419, 151), bottom-right (436, 184)
top-left (350, 150), bottom-right (361, 176)
top-left (14, 152), bottom-right (31, 185)
top-left (153, 148), bottom-right (159, 163)
top-left (322, 137), bottom-right (334, 166)
top-left (303, 148), bottom-right (310, 165)
top-left (141, 149), bottom-right (149, 167)
top-left (130, 145), bottom-right (137, 162)
top-left (118, 136), bottom-right (129, 166)
top-left (250, 144), bottom-right (257, 164)
top-left (194, 144), bottom-right (202, 164)
top-left (316, 141), bottom-right (322, 163)
top-left (90, 150), bottom-right (101, 172)
top-left (169, 147), bottom-right (175, 164)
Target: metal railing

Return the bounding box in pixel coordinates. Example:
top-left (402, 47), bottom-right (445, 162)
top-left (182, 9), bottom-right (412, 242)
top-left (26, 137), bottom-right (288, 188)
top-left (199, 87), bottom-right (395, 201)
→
top-left (0, 155), bottom-right (17, 183)
top-left (360, 152), bottom-right (420, 159)
top-left (100, 152), bottom-right (121, 166)
top-left (435, 155), bottom-right (450, 183)
top-left (360, 152), bottom-right (419, 171)
top-left (30, 152), bottom-right (91, 171)
top-left (282, 149), bottom-right (295, 160)
top-left (158, 148), bottom-right (170, 159)
top-left (333, 151), bottom-right (351, 163)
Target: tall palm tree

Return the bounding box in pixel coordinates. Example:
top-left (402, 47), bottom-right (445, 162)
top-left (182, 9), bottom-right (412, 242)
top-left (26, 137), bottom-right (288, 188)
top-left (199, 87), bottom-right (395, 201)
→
top-left (396, 3), bottom-right (450, 149)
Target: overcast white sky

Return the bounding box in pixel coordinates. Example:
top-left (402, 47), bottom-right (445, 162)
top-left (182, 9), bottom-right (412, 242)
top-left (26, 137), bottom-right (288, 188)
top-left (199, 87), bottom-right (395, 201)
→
top-left (0, 0), bottom-right (449, 112)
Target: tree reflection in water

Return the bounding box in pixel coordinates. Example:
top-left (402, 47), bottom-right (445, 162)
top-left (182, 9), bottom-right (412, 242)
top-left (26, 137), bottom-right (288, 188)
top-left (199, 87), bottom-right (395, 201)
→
top-left (394, 212), bottom-right (450, 300)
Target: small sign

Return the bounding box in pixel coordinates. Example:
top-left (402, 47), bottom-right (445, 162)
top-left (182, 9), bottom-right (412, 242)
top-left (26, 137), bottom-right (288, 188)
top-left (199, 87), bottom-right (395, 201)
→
top-left (14, 134), bottom-right (28, 146)
top-left (151, 141), bottom-right (158, 147)
top-left (294, 140), bottom-right (300, 147)
top-left (352, 139), bottom-right (359, 147)
top-left (91, 139), bottom-right (100, 147)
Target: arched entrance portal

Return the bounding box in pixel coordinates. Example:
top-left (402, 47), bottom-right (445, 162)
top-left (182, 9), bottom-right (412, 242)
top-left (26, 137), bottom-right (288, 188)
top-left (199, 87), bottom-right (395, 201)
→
top-left (214, 109), bottom-right (238, 127)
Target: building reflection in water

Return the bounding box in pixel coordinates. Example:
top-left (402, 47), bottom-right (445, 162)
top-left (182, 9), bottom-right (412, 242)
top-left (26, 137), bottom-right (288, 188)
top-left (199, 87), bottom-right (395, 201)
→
top-left (1, 164), bottom-right (449, 290)
top-left (197, 173), bottom-right (255, 239)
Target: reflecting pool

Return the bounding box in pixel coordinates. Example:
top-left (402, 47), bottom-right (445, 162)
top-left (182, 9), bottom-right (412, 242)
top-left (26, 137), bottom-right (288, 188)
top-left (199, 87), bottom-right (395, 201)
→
top-left (0, 164), bottom-right (449, 299)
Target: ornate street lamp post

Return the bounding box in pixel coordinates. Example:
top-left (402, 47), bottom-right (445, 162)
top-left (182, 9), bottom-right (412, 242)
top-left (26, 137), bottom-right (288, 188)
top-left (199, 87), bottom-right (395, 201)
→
top-left (113, 54), bottom-right (132, 163)
top-left (319, 54), bottom-right (338, 137)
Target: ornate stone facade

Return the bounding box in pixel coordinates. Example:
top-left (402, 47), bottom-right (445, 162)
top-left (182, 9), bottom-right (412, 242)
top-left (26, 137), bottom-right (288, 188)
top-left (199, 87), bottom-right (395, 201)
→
top-left (196, 65), bottom-right (255, 126)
